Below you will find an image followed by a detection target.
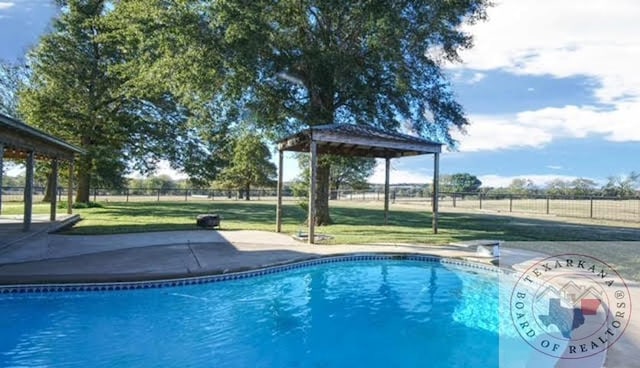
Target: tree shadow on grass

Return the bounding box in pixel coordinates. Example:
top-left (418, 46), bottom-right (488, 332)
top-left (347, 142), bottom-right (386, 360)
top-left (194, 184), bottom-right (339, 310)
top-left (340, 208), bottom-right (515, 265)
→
top-left (67, 201), bottom-right (306, 235)
top-left (67, 201), bottom-right (640, 241)
top-left (330, 206), bottom-right (640, 241)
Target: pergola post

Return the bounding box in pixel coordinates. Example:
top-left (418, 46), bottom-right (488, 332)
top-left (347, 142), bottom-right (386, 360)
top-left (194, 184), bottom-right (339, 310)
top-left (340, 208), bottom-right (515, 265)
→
top-left (384, 157), bottom-right (390, 225)
top-left (23, 151), bottom-right (35, 232)
top-left (432, 152), bottom-right (440, 234)
top-left (67, 160), bottom-right (74, 214)
top-left (276, 125), bottom-right (444, 237)
top-left (308, 140), bottom-right (317, 244)
top-left (276, 150), bottom-right (284, 232)
top-left (0, 143), bottom-right (4, 215)
top-left (50, 158), bottom-right (59, 221)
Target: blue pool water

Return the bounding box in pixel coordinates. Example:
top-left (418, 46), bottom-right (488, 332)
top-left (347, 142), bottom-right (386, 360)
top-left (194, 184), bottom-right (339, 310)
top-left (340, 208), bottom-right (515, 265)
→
top-left (0, 259), bottom-right (524, 367)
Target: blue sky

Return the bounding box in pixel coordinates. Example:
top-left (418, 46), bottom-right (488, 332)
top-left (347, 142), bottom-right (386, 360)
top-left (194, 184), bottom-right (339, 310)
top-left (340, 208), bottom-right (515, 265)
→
top-left (2, 0), bottom-right (639, 187)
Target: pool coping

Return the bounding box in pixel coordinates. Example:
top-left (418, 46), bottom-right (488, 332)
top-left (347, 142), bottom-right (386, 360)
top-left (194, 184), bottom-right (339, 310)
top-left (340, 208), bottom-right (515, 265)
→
top-left (0, 252), bottom-right (502, 293)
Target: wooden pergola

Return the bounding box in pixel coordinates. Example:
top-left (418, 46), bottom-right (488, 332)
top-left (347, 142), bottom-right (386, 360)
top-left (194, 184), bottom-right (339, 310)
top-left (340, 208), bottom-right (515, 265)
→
top-left (0, 113), bottom-right (84, 231)
top-left (276, 124), bottom-right (443, 244)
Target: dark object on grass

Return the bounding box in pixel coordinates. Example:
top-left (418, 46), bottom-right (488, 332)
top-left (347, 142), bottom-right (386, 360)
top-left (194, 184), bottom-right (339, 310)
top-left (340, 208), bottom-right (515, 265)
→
top-left (196, 214), bottom-right (220, 228)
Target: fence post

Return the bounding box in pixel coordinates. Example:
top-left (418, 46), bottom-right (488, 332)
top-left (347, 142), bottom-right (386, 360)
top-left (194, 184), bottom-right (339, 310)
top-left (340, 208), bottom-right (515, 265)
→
top-left (93, 188), bottom-right (97, 202)
top-left (126, 188), bottom-right (129, 203)
top-left (509, 195), bottom-right (513, 212)
top-left (185, 188), bottom-right (188, 201)
top-left (157, 189), bottom-right (160, 202)
top-left (479, 193), bottom-right (483, 210)
top-left (546, 196), bottom-right (550, 214)
top-left (58, 187), bottom-right (62, 202)
top-left (452, 193), bottom-right (456, 207)
top-left (590, 197), bottom-right (594, 218)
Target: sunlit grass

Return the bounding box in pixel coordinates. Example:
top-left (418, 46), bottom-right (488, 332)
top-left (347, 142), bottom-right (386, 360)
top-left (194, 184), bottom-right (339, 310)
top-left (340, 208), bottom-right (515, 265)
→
top-left (3, 200), bottom-right (639, 279)
top-left (41, 200), bottom-right (640, 242)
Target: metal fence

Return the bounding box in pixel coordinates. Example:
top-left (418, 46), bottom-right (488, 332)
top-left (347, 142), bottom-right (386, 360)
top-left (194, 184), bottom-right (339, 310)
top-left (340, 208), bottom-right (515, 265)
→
top-left (2, 186), bottom-right (639, 223)
top-left (435, 192), bottom-right (640, 223)
top-left (0, 186), bottom-right (298, 203)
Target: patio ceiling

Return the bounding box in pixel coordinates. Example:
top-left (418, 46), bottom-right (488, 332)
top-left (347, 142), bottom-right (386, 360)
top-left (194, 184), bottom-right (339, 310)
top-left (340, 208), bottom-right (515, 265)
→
top-left (0, 113), bottom-right (84, 161)
top-left (277, 124), bottom-right (441, 158)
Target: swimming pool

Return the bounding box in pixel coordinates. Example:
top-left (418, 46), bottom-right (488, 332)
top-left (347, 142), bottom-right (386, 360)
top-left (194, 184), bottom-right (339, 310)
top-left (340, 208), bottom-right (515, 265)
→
top-left (0, 256), bottom-right (527, 367)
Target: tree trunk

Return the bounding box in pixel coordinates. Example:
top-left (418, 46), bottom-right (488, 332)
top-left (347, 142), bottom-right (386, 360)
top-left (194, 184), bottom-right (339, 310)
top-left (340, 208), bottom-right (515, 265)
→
top-left (43, 170), bottom-right (55, 203)
top-left (315, 161), bottom-right (332, 225)
top-left (330, 181), bottom-right (339, 200)
top-left (245, 184), bottom-right (250, 200)
top-left (307, 71), bottom-right (334, 226)
top-left (75, 153), bottom-right (91, 203)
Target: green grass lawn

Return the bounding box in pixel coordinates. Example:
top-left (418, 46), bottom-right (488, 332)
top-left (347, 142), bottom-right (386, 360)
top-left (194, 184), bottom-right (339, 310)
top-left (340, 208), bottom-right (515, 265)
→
top-left (109, 202), bottom-right (637, 239)
top-left (3, 200), bottom-right (640, 278)
top-left (3, 200), bottom-right (639, 243)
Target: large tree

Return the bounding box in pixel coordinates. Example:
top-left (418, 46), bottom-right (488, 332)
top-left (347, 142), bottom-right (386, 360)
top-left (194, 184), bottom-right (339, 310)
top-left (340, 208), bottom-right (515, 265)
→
top-left (19, 0), bottom-right (133, 202)
top-left (218, 133), bottom-right (277, 200)
top-left (19, 0), bottom-right (219, 202)
top-left (0, 60), bottom-right (29, 118)
top-left (602, 172), bottom-right (640, 197)
top-left (216, 0), bottom-right (489, 225)
top-left (111, 0), bottom-right (490, 225)
top-left (440, 173), bottom-right (482, 194)
top-left (570, 178), bottom-right (598, 197)
top-left (507, 178), bottom-right (538, 196)
top-left (297, 155), bottom-right (376, 199)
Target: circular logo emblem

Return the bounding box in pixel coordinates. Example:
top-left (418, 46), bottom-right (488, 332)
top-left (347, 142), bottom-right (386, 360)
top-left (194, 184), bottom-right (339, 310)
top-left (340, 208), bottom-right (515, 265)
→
top-left (510, 253), bottom-right (632, 359)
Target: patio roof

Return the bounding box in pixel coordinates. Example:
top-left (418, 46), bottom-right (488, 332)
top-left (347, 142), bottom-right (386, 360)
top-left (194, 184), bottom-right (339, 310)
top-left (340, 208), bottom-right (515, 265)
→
top-left (0, 113), bottom-right (84, 160)
top-left (277, 124), bottom-right (442, 158)
top-left (1, 113), bottom-right (82, 231)
top-left (275, 124), bottom-right (443, 244)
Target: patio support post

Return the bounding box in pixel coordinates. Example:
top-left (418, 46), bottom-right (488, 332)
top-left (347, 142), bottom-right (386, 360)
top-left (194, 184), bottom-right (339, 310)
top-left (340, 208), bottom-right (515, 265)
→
top-left (308, 140), bottom-right (317, 244)
top-left (23, 150), bottom-right (35, 231)
top-left (276, 149), bottom-right (283, 232)
top-left (67, 160), bottom-right (74, 214)
top-left (50, 158), bottom-right (59, 221)
top-left (0, 143), bottom-right (4, 215)
top-left (384, 157), bottom-right (390, 225)
top-left (432, 152), bottom-right (440, 234)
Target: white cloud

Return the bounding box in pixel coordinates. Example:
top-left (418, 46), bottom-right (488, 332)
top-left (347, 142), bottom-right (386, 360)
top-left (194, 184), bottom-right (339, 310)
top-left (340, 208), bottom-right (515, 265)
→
top-left (369, 160), bottom-right (433, 184)
top-left (546, 165), bottom-right (563, 170)
top-left (449, 0), bottom-right (640, 149)
top-left (467, 72), bottom-right (486, 84)
top-left (478, 174), bottom-right (597, 188)
top-left (452, 115), bottom-right (553, 151)
top-left (0, 2), bottom-right (15, 10)
top-left (454, 100), bottom-right (640, 151)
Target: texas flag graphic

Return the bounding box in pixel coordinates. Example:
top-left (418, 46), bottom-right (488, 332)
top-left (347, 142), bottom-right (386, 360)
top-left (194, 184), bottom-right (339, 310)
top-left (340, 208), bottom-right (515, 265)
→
top-left (580, 298), bottom-right (601, 315)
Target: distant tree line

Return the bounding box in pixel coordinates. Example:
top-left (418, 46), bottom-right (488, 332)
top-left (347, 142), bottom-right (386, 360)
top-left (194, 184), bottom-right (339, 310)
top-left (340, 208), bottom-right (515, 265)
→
top-left (4, 169), bottom-right (639, 199)
top-left (430, 172), bottom-right (640, 197)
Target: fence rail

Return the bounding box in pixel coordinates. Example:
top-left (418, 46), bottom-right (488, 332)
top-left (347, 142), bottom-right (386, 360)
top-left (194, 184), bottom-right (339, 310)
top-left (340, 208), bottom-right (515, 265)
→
top-left (2, 186), bottom-right (639, 223)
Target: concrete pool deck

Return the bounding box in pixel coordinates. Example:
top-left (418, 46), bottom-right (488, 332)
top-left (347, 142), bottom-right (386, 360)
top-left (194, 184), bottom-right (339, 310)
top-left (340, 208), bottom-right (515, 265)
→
top-left (0, 229), bottom-right (638, 367)
top-left (0, 229), bottom-right (499, 284)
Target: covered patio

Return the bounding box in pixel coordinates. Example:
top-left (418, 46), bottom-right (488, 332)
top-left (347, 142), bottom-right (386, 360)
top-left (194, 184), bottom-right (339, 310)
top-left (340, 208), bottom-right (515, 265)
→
top-left (275, 124), bottom-right (443, 243)
top-left (0, 113), bottom-right (83, 233)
